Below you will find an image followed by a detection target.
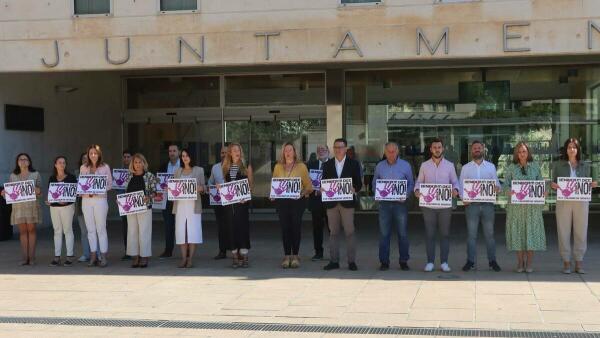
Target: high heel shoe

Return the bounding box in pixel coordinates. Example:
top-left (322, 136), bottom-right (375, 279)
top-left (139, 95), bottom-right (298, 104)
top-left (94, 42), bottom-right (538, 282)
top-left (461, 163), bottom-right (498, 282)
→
top-left (131, 256), bottom-right (140, 268)
top-left (87, 253), bottom-right (97, 267)
top-left (178, 258), bottom-right (187, 268)
top-left (139, 258), bottom-right (148, 268)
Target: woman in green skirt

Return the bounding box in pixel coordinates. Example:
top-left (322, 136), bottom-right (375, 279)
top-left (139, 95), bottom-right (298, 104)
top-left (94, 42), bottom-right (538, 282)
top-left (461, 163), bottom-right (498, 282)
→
top-left (504, 141), bottom-right (546, 273)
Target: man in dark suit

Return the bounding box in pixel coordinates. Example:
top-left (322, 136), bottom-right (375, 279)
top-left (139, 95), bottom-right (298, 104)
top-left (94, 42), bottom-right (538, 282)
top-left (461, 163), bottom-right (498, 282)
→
top-left (306, 144), bottom-right (330, 261)
top-left (321, 138), bottom-right (363, 271)
top-left (159, 144), bottom-right (180, 258)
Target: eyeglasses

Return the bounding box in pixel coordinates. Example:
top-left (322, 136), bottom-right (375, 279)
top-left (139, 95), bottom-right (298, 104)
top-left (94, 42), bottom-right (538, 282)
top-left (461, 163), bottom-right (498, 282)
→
top-left (18, 158), bottom-right (29, 162)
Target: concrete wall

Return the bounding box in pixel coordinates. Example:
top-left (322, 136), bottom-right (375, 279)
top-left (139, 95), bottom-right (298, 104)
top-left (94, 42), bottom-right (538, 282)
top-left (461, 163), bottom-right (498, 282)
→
top-left (0, 72), bottom-right (123, 225)
top-left (0, 0), bottom-right (599, 71)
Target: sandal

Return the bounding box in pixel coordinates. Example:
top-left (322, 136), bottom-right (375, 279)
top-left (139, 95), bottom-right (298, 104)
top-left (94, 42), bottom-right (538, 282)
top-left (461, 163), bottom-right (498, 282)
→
top-left (178, 258), bottom-right (187, 268)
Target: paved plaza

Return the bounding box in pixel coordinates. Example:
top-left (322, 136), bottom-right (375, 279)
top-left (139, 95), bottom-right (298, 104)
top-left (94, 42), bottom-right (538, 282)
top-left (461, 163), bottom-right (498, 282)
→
top-left (1, 213), bottom-right (600, 337)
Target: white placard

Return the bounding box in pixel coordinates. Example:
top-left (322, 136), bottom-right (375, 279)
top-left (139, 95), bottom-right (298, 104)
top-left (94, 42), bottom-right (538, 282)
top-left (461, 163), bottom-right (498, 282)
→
top-left (116, 191), bottom-right (148, 216)
top-left (309, 169), bottom-right (323, 190)
top-left (462, 179), bottom-right (497, 203)
top-left (511, 180), bottom-right (546, 205)
top-left (155, 172), bottom-right (173, 192)
top-left (320, 178), bottom-right (354, 202)
top-left (167, 178), bottom-right (198, 201)
top-left (218, 179), bottom-right (251, 206)
top-left (77, 175), bottom-right (108, 195)
top-left (47, 182), bottom-right (77, 204)
top-left (112, 169), bottom-right (130, 190)
top-left (3, 180), bottom-right (36, 204)
top-left (152, 191), bottom-right (167, 210)
top-left (556, 177), bottom-right (592, 202)
top-left (208, 185), bottom-right (222, 206)
top-left (419, 183), bottom-right (453, 208)
top-left (374, 179), bottom-right (408, 201)
top-left (270, 177), bottom-right (302, 199)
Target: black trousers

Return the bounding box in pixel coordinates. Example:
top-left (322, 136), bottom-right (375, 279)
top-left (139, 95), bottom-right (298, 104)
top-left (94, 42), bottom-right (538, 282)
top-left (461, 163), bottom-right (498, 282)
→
top-left (224, 203), bottom-right (251, 250)
top-left (214, 205), bottom-right (233, 252)
top-left (121, 216), bottom-right (128, 249)
top-left (162, 202), bottom-right (175, 254)
top-left (277, 198), bottom-right (306, 256)
top-left (311, 204), bottom-right (327, 255)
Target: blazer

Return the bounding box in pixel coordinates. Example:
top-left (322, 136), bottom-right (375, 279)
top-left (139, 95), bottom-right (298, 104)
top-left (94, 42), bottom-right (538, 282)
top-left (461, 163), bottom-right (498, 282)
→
top-left (172, 166), bottom-right (205, 214)
top-left (552, 160), bottom-right (591, 182)
top-left (321, 157), bottom-right (363, 209)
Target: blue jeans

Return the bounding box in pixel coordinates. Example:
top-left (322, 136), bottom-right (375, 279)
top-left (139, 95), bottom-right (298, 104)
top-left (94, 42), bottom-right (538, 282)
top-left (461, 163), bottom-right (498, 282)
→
top-left (378, 202), bottom-right (409, 264)
top-left (465, 203), bottom-right (496, 263)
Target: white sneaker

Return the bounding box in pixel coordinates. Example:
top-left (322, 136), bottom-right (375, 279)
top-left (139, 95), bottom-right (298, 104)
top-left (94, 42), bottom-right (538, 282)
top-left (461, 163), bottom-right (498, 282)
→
top-left (424, 263), bottom-right (434, 272)
top-left (440, 262), bottom-right (451, 272)
top-left (78, 255), bottom-right (89, 262)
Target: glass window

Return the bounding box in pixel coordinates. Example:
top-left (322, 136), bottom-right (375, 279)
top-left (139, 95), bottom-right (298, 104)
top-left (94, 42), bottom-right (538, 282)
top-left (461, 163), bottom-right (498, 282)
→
top-left (74, 0), bottom-right (110, 15)
top-left (127, 77), bottom-right (220, 109)
top-left (345, 66), bottom-right (600, 211)
top-left (160, 0), bottom-right (197, 12)
top-left (225, 74), bottom-right (325, 107)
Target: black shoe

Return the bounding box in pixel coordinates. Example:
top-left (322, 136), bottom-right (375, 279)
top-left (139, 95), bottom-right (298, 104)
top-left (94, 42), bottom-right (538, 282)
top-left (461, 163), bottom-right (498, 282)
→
top-left (400, 262), bottom-right (410, 271)
top-left (462, 261), bottom-right (475, 272)
top-left (379, 263), bottom-right (389, 271)
top-left (214, 252), bottom-right (226, 260)
top-left (489, 260), bottom-right (502, 272)
top-left (348, 262), bottom-right (358, 271)
top-left (121, 255), bottom-right (131, 261)
top-left (159, 251), bottom-right (172, 259)
top-left (49, 258), bottom-right (61, 267)
top-left (63, 258), bottom-right (74, 267)
top-left (311, 253), bottom-right (324, 261)
top-left (323, 262), bottom-right (340, 271)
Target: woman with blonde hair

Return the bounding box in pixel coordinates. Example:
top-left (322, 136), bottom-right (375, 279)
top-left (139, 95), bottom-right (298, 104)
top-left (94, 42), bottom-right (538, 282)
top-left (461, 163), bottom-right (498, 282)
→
top-left (124, 153), bottom-right (159, 268)
top-left (80, 144), bottom-right (112, 267)
top-left (221, 143), bottom-right (254, 268)
top-left (504, 141), bottom-right (546, 273)
top-left (271, 142), bottom-right (313, 268)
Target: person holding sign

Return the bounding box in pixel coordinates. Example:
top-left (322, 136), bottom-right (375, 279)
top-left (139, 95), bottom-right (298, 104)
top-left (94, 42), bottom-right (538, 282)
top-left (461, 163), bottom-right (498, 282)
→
top-left (272, 142), bottom-right (313, 269)
top-left (321, 138), bottom-right (363, 271)
top-left (208, 143), bottom-right (231, 260)
top-left (551, 138), bottom-right (598, 274)
top-left (47, 156), bottom-right (77, 267)
top-left (80, 144), bottom-right (113, 267)
top-left (306, 144), bottom-right (330, 261)
top-left (458, 141), bottom-right (502, 272)
top-left (158, 144), bottom-right (180, 259)
top-left (221, 142), bottom-right (254, 268)
top-left (124, 153), bottom-right (159, 268)
top-left (504, 142), bottom-right (546, 273)
top-left (119, 149), bottom-right (133, 261)
top-left (373, 142), bottom-right (414, 271)
top-left (414, 138), bottom-right (459, 273)
top-left (173, 149), bottom-right (205, 268)
top-left (1, 153), bottom-right (42, 265)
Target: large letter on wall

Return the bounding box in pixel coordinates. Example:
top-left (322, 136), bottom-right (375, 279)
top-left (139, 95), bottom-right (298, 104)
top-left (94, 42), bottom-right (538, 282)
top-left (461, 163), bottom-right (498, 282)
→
top-left (503, 22), bottom-right (531, 52)
top-left (178, 36), bottom-right (205, 63)
top-left (105, 37), bottom-right (131, 65)
top-left (254, 32), bottom-right (280, 60)
top-left (416, 27), bottom-right (449, 55)
top-left (41, 40), bottom-right (60, 68)
top-left (333, 31), bottom-right (363, 58)
top-left (588, 20), bottom-right (600, 49)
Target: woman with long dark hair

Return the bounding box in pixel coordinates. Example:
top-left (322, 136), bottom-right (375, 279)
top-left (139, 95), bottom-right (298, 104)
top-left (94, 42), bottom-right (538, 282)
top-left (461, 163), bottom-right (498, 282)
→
top-left (1, 153), bottom-right (42, 265)
top-left (551, 138), bottom-right (598, 274)
top-left (47, 156), bottom-right (77, 267)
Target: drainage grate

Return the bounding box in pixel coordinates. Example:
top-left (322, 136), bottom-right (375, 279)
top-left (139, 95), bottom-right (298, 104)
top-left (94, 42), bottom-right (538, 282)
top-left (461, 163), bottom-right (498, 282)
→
top-left (0, 316), bottom-right (599, 337)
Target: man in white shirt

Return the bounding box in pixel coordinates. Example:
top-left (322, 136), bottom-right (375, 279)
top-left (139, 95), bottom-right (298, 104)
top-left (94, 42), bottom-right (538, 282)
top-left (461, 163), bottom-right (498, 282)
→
top-left (459, 140), bottom-right (502, 272)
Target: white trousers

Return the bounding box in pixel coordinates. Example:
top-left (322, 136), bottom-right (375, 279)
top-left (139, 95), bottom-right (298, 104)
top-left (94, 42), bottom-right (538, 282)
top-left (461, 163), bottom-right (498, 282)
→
top-left (50, 204), bottom-right (75, 257)
top-left (82, 198), bottom-right (109, 254)
top-left (126, 209), bottom-right (153, 257)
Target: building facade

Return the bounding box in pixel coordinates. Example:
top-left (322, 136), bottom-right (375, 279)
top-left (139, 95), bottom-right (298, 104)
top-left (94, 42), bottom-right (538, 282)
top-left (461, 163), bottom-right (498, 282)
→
top-left (0, 0), bottom-right (599, 213)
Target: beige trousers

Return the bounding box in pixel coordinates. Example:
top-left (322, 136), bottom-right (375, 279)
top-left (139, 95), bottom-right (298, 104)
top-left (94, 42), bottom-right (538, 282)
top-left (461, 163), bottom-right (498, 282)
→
top-left (326, 204), bottom-right (356, 264)
top-left (556, 201), bottom-right (589, 262)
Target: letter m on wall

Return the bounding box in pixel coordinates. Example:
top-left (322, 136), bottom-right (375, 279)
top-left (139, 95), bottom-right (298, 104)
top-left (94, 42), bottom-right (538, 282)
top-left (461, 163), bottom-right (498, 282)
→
top-left (417, 27), bottom-right (449, 55)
